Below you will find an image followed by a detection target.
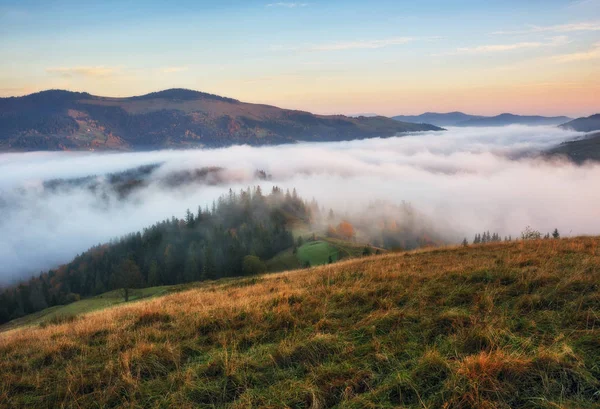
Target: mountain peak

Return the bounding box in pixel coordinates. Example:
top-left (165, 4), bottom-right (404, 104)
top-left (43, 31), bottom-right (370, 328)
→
top-left (130, 88), bottom-right (239, 103)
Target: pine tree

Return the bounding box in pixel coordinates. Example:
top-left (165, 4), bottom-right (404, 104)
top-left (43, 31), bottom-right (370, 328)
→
top-left (462, 238), bottom-right (468, 247)
top-left (185, 209), bottom-right (194, 227)
top-left (147, 261), bottom-right (160, 287)
top-left (552, 228), bottom-right (560, 239)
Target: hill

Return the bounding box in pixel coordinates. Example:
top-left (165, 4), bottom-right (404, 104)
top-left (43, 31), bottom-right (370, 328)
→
top-left (547, 131), bottom-right (600, 163)
top-left (0, 89), bottom-right (442, 151)
top-left (2, 186), bottom-right (422, 325)
top-left (392, 112), bottom-right (483, 126)
top-left (392, 112), bottom-right (572, 127)
top-left (1, 237), bottom-right (599, 408)
top-left (457, 113), bottom-right (572, 127)
top-left (559, 114), bottom-right (600, 133)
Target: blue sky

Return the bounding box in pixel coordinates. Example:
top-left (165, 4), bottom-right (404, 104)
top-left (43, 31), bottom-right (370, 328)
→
top-left (0, 0), bottom-right (599, 116)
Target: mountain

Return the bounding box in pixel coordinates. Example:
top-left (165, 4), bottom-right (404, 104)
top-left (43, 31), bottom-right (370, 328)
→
top-left (392, 112), bottom-right (483, 126)
top-left (2, 236), bottom-right (599, 408)
top-left (457, 113), bottom-right (572, 127)
top-left (0, 89), bottom-right (443, 151)
top-left (547, 131), bottom-right (600, 163)
top-left (392, 112), bottom-right (572, 127)
top-left (559, 114), bottom-right (600, 132)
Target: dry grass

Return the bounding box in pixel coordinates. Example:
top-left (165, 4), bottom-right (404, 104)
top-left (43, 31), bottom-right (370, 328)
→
top-left (1, 237), bottom-right (600, 408)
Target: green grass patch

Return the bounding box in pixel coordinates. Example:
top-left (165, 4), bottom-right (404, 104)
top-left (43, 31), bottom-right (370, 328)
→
top-left (0, 285), bottom-right (180, 332)
top-left (266, 248), bottom-right (302, 272)
top-left (297, 240), bottom-right (339, 266)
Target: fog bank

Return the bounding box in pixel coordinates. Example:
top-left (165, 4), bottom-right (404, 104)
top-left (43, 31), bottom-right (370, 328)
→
top-left (1, 125), bottom-right (598, 283)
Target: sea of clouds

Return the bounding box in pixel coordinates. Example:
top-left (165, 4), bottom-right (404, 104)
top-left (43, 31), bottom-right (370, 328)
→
top-left (0, 125), bottom-right (598, 284)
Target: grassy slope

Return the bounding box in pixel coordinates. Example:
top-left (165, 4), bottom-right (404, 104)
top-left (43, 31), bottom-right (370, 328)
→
top-left (297, 241), bottom-right (339, 266)
top-left (1, 238), bottom-right (600, 408)
top-left (0, 286), bottom-right (183, 333)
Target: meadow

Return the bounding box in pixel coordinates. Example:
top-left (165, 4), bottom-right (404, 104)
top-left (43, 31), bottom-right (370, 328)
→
top-left (1, 237), bottom-right (599, 408)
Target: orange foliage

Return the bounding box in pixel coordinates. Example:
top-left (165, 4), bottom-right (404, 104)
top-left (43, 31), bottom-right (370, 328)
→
top-left (337, 220), bottom-right (355, 240)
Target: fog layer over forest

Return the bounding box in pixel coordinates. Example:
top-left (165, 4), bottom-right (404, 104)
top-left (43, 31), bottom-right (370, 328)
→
top-left (1, 125), bottom-right (598, 283)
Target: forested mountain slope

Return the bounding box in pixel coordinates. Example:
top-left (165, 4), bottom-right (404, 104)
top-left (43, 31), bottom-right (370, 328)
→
top-left (0, 89), bottom-right (442, 151)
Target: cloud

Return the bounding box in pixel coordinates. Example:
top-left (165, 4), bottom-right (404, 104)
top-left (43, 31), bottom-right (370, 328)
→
top-left (492, 21), bottom-right (600, 35)
top-left (161, 66), bottom-right (189, 74)
top-left (266, 2), bottom-right (308, 7)
top-left (45, 66), bottom-right (117, 78)
top-left (1, 126), bottom-right (599, 284)
top-left (551, 42), bottom-right (600, 62)
top-left (440, 36), bottom-right (569, 55)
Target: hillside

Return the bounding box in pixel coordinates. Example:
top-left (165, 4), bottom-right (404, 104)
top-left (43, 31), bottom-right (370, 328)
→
top-left (1, 237), bottom-right (599, 408)
top-left (2, 186), bottom-right (421, 325)
top-left (0, 89), bottom-right (442, 151)
top-left (457, 113), bottom-right (571, 127)
top-left (392, 112), bottom-right (483, 126)
top-left (559, 114), bottom-right (600, 132)
top-left (547, 131), bottom-right (600, 163)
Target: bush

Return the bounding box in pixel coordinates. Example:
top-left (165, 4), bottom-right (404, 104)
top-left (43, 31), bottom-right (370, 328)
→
top-left (242, 255), bottom-right (267, 275)
top-left (521, 226), bottom-right (541, 240)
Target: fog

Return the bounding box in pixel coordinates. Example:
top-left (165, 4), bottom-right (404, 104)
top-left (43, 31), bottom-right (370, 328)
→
top-left (1, 125), bottom-right (599, 284)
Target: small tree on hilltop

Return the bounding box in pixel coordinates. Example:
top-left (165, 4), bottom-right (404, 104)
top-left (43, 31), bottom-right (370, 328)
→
top-left (521, 226), bottom-right (542, 240)
top-left (462, 238), bottom-right (468, 247)
top-left (552, 228), bottom-right (560, 239)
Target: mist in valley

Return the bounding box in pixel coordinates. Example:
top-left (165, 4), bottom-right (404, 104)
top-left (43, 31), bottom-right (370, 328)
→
top-left (1, 125), bottom-right (599, 284)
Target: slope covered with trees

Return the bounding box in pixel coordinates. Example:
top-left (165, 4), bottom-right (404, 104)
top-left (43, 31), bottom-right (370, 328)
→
top-left (0, 185), bottom-right (462, 326)
top-left (546, 131), bottom-right (600, 163)
top-left (0, 187), bottom-right (307, 324)
top-left (0, 89), bottom-right (443, 151)
top-left (559, 113), bottom-right (600, 132)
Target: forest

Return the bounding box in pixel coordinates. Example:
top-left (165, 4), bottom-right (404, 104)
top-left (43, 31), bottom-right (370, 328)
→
top-left (0, 186), bottom-right (309, 324)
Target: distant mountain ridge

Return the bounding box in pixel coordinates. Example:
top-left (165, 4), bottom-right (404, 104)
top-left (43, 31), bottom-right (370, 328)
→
top-left (458, 113), bottom-right (572, 127)
top-left (0, 89), bottom-right (442, 152)
top-left (559, 114), bottom-right (600, 132)
top-left (392, 112), bottom-right (483, 127)
top-left (393, 111), bottom-right (572, 127)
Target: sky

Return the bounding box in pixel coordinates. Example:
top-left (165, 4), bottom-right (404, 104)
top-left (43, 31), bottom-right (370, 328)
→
top-left (0, 0), bottom-right (599, 116)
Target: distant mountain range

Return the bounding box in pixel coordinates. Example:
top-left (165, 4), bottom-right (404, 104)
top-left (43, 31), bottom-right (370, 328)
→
top-left (392, 112), bottom-right (483, 127)
top-left (0, 89), bottom-right (442, 152)
top-left (393, 112), bottom-right (572, 127)
top-left (559, 114), bottom-right (600, 132)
